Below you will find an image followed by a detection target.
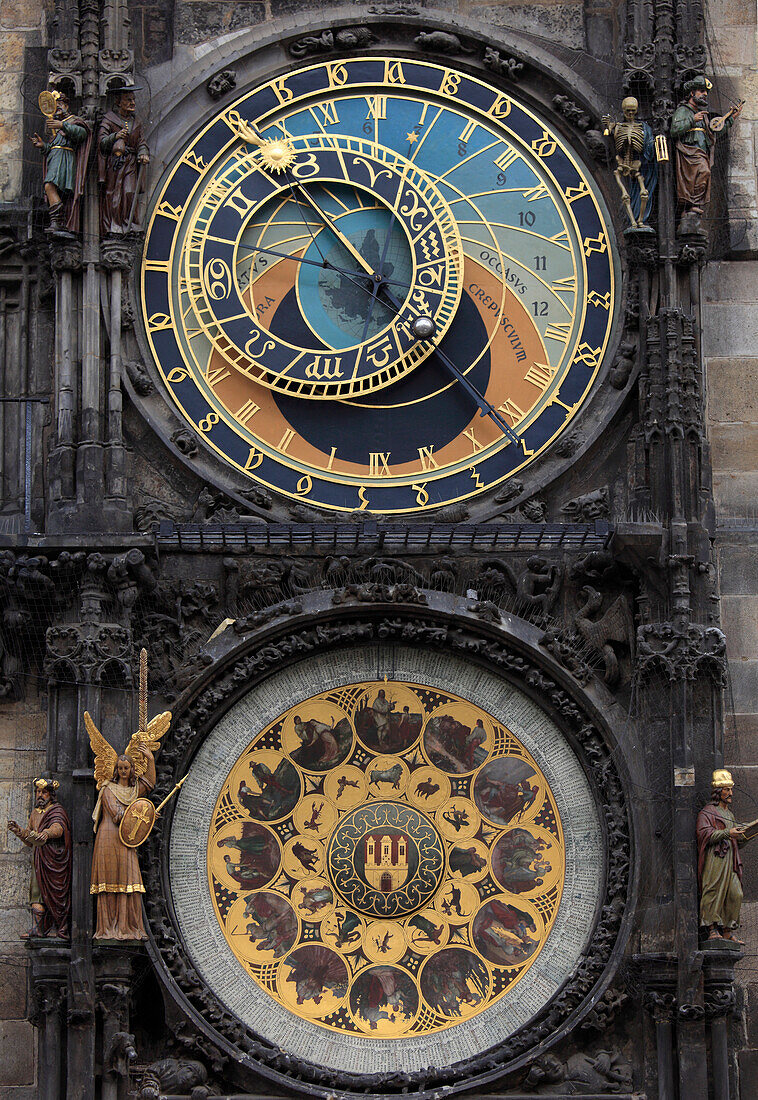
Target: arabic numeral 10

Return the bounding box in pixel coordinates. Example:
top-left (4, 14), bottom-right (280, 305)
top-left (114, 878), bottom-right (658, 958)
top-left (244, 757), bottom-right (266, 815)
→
top-left (518, 210), bottom-right (536, 227)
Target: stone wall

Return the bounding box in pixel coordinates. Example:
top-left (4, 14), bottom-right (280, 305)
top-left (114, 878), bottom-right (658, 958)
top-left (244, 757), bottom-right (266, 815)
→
top-left (0, 697), bottom-right (46, 1098)
top-left (704, 6), bottom-right (758, 1094)
top-left (0, 0), bottom-right (52, 203)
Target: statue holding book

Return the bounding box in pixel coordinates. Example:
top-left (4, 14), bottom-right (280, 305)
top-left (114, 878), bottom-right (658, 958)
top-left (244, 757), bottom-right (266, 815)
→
top-left (697, 769), bottom-right (758, 943)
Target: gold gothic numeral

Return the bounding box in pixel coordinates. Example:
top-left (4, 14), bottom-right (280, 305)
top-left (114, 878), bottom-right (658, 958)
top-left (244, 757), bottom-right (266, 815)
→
top-left (383, 60), bottom-right (406, 85)
top-left (572, 343), bottom-right (603, 368)
top-left (327, 62), bottom-right (349, 88)
top-left (412, 483), bottom-right (429, 507)
top-left (583, 233), bottom-right (607, 257)
top-left (244, 446), bottom-right (264, 470)
top-left (439, 70), bottom-right (461, 97)
top-left (156, 202), bottom-right (182, 221)
top-left (181, 150), bottom-right (206, 173)
top-left (587, 291), bottom-right (612, 310)
top-left (531, 132), bottom-right (557, 157)
top-left (564, 181), bottom-right (590, 204)
top-left (488, 94), bottom-right (511, 119)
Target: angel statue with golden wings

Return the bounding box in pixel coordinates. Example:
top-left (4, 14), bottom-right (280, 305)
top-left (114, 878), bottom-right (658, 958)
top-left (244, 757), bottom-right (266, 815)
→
top-left (86, 650), bottom-right (171, 939)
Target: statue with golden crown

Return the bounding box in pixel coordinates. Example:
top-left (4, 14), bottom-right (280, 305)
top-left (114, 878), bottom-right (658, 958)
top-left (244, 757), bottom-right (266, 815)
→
top-left (86, 650), bottom-right (182, 940)
top-left (697, 768), bottom-right (758, 944)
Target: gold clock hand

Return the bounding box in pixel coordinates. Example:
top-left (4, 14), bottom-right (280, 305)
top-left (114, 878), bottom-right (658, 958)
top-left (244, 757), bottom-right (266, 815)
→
top-left (287, 177), bottom-right (379, 279)
top-left (239, 240), bottom-right (411, 291)
top-left (375, 282), bottom-right (521, 446)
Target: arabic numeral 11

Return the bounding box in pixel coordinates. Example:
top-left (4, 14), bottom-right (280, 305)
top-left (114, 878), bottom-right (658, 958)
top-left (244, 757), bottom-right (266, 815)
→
top-left (534, 255), bottom-right (546, 270)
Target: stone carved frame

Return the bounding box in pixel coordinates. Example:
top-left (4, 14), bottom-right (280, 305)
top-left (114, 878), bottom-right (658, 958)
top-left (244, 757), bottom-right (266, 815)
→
top-left (125, 8), bottom-right (632, 524)
top-left (141, 591), bottom-right (635, 1097)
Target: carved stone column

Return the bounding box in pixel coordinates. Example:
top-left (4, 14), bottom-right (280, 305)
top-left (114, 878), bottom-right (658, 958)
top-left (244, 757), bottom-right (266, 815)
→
top-left (48, 242), bottom-right (82, 522)
top-left (703, 946), bottom-right (741, 1100)
top-left (96, 947), bottom-right (139, 1100)
top-left (100, 239), bottom-right (137, 530)
top-left (28, 946), bottom-right (69, 1100)
top-left (637, 954), bottom-right (678, 1100)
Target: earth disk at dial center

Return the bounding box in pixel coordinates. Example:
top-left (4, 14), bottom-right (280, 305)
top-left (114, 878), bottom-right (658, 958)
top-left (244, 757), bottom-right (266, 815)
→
top-left (326, 801), bottom-right (446, 918)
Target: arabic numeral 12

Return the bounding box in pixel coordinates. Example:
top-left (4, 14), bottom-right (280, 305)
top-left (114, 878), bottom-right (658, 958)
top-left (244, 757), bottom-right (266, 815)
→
top-left (531, 301), bottom-right (548, 316)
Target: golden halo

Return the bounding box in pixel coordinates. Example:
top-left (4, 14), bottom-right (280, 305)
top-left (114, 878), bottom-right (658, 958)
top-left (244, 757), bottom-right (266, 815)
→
top-left (257, 138), bottom-right (296, 174)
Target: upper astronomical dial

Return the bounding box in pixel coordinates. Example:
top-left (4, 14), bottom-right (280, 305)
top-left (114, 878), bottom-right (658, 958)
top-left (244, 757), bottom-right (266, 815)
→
top-left (179, 130), bottom-right (463, 399)
top-left (142, 58), bottom-right (618, 513)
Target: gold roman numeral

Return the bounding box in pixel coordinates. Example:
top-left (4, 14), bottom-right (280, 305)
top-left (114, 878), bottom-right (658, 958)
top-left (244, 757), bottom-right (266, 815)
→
top-left (235, 399), bottom-right (260, 424)
top-left (494, 148), bottom-right (520, 173)
top-left (278, 428), bottom-right (296, 452)
top-left (498, 398), bottom-right (524, 425)
top-left (524, 362), bottom-right (557, 389)
top-left (463, 428), bottom-right (484, 452)
top-left (315, 101), bottom-right (340, 126)
top-left (418, 445), bottom-right (438, 471)
top-left (368, 452), bottom-right (391, 476)
top-left (545, 322), bottom-right (572, 344)
top-left (365, 95), bottom-right (387, 121)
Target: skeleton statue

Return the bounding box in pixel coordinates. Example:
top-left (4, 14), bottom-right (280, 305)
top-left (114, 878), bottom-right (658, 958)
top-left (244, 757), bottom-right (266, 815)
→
top-left (601, 97), bottom-right (657, 230)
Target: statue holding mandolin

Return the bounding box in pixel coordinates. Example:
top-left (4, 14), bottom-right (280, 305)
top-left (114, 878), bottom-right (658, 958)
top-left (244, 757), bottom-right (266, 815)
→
top-left (671, 74), bottom-right (744, 235)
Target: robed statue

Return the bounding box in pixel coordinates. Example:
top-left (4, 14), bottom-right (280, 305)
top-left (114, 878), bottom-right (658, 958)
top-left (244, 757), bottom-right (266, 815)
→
top-left (98, 86), bottom-right (150, 235)
top-left (8, 778), bottom-right (71, 938)
top-left (697, 769), bottom-right (757, 943)
top-left (30, 90), bottom-right (92, 234)
top-left (87, 655), bottom-right (171, 939)
top-left (671, 75), bottom-right (744, 234)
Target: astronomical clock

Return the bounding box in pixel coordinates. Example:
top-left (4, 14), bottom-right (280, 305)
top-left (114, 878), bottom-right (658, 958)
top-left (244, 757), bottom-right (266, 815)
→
top-left (140, 55), bottom-right (619, 514)
top-left (136, 31), bottom-right (630, 1100)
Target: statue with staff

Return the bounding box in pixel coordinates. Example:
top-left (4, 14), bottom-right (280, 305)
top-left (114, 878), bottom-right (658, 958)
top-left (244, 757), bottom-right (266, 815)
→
top-left (98, 81), bottom-right (150, 235)
top-left (30, 89), bottom-right (91, 234)
top-left (87, 649), bottom-right (185, 939)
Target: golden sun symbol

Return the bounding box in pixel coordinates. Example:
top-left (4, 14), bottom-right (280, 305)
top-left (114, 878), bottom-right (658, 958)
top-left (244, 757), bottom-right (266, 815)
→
top-left (257, 137), bottom-right (297, 174)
